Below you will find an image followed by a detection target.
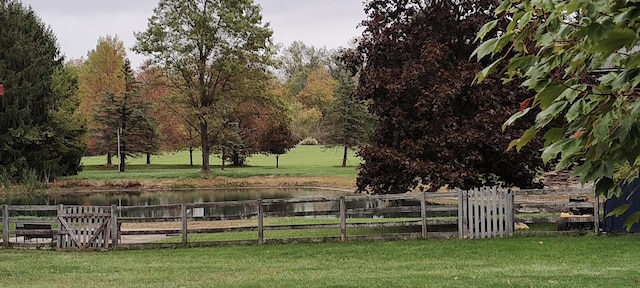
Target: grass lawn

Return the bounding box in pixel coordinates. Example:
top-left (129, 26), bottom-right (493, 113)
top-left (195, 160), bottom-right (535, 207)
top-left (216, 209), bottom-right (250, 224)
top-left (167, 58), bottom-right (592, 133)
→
top-left (1, 236), bottom-right (639, 287)
top-left (71, 145), bottom-right (360, 180)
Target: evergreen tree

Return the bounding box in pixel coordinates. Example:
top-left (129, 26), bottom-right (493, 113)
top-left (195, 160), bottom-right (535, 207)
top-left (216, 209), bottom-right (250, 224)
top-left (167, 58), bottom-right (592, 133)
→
top-left (322, 57), bottom-right (375, 167)
top-left (0, 0), bottom-right (86, 181)
top-left (94, 60), bottom-right (159, 172)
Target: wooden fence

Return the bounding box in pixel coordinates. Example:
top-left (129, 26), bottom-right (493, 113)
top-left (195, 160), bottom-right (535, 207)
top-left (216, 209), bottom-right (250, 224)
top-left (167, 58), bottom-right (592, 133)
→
top-left (2, 188), bottom-right (599, 250)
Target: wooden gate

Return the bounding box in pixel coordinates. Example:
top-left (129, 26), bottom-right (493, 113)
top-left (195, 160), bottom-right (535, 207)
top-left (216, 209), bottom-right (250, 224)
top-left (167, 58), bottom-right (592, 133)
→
top-left (458, 188), bottom-right (514, 239)
top-left (57, 206), bottom-right (112, 249)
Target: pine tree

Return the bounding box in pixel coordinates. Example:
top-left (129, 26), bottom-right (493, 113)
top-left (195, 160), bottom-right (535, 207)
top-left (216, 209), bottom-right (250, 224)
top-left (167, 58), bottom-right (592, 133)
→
top-left (0, 0), bottom-right (86, 181)
top-left (94, 60), bottom-right (159, 172)
top-left (321, 58), bottom-right (375, 167)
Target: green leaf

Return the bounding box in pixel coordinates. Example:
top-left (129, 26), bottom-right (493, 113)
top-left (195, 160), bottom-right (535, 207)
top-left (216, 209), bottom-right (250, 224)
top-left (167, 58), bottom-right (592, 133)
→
top-left (559, 84), bottom-right (586, 102)
top-left (543, 128), bottom-right (564, 146)
top-left (495, 0), bottom-right (512, 15)
top-left (475, 56), bottom-right (504, 83)
top-left (592, 28), bottom-right (637, 54)
top-left (624, 212), bottom-right (640, 231)
top-left (566, 99), bottom-right (584, 123)
top-left (536, 101), bottom-right (568, 128)
top-left (536, 84), bottom-right (565, 110)
top-left (476, 19), bottom-right (498, 41)
top-left (516, 126), bottom-right (537, 151)
top-left (541, 141), bottom-right (563, 163)
top-left (502, 108), bottom-right (531, 131)
top-left (606, 203), bottom-right (629, 217)
top-left (471, 38), bottom-right (498, 61)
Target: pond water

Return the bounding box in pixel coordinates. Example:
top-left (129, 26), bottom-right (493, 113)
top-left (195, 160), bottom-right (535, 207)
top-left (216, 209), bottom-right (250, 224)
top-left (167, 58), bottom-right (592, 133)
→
top-left (0, 188), bottom-right (435, 219)
top-left (0, 187), bottom-right (353, 206)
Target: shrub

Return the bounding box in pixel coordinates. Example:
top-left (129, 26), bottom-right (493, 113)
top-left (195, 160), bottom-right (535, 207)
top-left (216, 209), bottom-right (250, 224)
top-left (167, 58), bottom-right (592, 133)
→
top-left (299, 137), bottom-right (319, 146)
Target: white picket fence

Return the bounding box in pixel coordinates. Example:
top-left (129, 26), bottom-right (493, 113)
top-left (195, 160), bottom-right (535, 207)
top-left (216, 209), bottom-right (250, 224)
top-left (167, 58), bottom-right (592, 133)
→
top-left (458, 188), bottom-right (514, 239)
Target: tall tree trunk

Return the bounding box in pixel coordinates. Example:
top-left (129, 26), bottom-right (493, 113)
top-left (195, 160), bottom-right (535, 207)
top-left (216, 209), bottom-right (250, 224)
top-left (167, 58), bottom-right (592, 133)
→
top-left (200, 122), bottom-right (210, 173)
top-left (146, 153), bottom-right (151, 165)
top-left (189, 147), bottom-right (194, 166)
top-left (275, 155), bottom-right (279, 169)
top-left (221, 148), bottom-right (226, 171)
top-left (106, 152), bottom-right (112, 166)
top-left (119, 147), bottom-right (126, 172)
top-left (342, 146), bottom-right (348, 167)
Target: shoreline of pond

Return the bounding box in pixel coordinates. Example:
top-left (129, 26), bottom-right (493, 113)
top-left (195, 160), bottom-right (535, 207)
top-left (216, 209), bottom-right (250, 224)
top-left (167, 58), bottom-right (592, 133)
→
top-left (1, 176), bottom-right (358, 199)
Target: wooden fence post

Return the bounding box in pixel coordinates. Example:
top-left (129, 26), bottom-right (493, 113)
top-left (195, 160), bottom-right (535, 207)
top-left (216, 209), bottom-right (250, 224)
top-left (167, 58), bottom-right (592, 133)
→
top-left (594, 195), bottom-right (600, 234)
top-left (340, 196), bottom-right (347, 242)
top-left (257, 200), bottom-right (264, 245)
top-left (2, 205), bottom-right (8, 248)
top-left (181, 204), bottom-right (187, 245)
top-left (110, 205), bottom-right (118, 250)
top-left (421, 192), bottom-right (428, 239)
top-left (57, 204), bottom-right (64, 249)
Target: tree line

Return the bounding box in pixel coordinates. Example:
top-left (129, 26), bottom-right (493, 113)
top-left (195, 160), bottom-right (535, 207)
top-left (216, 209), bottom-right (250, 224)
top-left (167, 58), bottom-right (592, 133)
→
top-left (0, 0), bottom-right (373, 183)
top-left (5, 0), bottom-right (633, 199)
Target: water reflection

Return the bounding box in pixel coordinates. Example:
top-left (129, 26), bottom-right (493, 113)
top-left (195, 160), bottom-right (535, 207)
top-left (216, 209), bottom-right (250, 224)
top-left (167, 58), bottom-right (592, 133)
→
top-left (0, 189), bottom-right (449, 219)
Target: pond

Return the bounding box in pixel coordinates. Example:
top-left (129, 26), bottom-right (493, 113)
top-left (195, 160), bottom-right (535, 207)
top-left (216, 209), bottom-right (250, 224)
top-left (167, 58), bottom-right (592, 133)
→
top-left (0, 188), bottom-right (438, 219)
top-left (0, 187), bottom-right (353, 206)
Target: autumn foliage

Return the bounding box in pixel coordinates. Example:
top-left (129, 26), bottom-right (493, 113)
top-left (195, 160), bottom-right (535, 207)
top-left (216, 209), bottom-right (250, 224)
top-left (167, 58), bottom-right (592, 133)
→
top-left (347, 0), bottom-right (545, 193)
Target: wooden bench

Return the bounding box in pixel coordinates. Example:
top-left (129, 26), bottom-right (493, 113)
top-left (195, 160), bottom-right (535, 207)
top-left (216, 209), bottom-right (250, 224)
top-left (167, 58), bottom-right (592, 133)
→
top-left (15, 222), bottom-right (55, 242)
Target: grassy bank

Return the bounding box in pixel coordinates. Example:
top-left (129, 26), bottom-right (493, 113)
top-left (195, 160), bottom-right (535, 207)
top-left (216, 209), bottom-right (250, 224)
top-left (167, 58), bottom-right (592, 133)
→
top-left (1, 236), bottom-right (639, 287)
top-left (48, 146), bottom-right (361, 191)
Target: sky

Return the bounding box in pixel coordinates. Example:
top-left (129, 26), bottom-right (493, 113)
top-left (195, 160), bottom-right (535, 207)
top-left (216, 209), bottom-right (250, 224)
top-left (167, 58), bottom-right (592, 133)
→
top-left (20, 0), bottom-right (367, 68)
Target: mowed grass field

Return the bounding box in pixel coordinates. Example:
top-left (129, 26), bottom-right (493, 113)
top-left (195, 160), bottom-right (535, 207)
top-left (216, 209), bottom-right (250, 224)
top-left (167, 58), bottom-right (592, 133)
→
top-left (72, 145), bottom-right (360, 180)
top-left (1, 236), bottom-right (639, 287)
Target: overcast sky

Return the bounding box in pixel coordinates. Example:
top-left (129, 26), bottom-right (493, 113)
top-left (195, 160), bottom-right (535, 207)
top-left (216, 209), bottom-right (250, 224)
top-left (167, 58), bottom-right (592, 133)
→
top-left (20, 0), bottom-right (366, 68)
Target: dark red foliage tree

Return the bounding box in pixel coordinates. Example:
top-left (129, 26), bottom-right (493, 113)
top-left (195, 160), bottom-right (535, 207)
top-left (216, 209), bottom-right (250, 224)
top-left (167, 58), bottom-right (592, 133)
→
top-left (345, 0), bottom-right (545, 194)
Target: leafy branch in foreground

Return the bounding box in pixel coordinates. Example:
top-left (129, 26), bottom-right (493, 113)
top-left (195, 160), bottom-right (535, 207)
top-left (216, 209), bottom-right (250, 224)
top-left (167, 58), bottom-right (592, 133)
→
top-left (474, 0), bottom-right (640, 197)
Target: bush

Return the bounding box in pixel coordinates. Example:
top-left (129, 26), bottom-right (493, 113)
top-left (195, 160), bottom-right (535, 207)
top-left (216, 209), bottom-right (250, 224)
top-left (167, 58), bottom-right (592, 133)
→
top-left (299, 137), bottom-right (319, 145)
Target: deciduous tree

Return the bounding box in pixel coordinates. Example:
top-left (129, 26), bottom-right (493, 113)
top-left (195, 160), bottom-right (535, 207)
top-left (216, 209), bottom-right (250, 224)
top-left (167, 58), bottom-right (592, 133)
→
top-left (79, 35), bottom-right (127, 164)
top-left (474, 0), bottom-right (640, 201)
top-left (134, 0), bottom-right (274, 173)
top-left (347, 0), bottom-right (545, 194)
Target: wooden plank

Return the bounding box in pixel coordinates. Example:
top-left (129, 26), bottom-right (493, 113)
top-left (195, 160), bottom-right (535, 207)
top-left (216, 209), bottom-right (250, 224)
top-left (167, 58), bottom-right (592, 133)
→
top-left (491, 188), bottom-right (498, 238)
top-left (421, 192), bottom-right (427, 239)
top-left (473, 189), bottom-right (479, 239)
top-left (345, 194), bottom-right (415, 202)
top-left (507, 190), bottom-right (514, 236)
top-left (457, 190), bottom-right (463, 239)
top-left (57, 213), bottom-right (111, 218)
top-left (181, 204), bottom-right (187, 245)
top-left (257, 200), bottom-right (264, 245)
top-left (7, 205), bottom-right (58, 211)
top-left (594, 195), bottom-right (600, 234)
top-left (497, 190), bottom-right (504, 237)
top-left (187, 200), bottom-right (257, 209)
top-left (425, 192), bottom-right (458, 198)
top-left (263, 197), bottom-right (341, 204)
top-left (118, 204), bottom-right (182, 212)
top-left (265, 210), bottom-right (339, 218)
top-left (10, 218), bottom-right (57, 223)
top-left (57, 205), bottom-right (63, 249)
top-left (517, 188), bottom-right (594, 196)
top-left (340, 196), bottom-right (346, 242)
top-left (111, 205), bottom-right (118, 249)
top-left (3, 205), bottom-right (9, 248)
top-left (346, 207), bottom-right (422, 214)
top-left (479, 188), bottom-right (486, 239)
